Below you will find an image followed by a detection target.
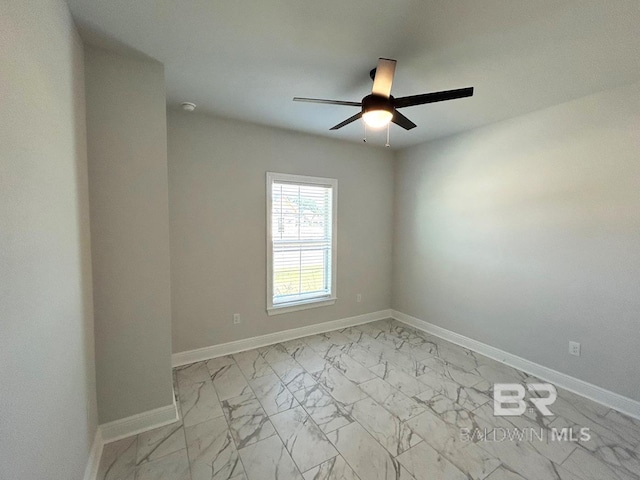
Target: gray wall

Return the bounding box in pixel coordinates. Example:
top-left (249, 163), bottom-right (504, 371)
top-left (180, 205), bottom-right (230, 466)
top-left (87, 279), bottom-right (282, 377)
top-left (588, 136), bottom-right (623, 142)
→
top-left (0, 1), bottom-right (97, 478)
top-left (85, 46), bottom-right (174, 422)
top-left (393, 82), bottom-right (640, 401)
top-left (168, 111), bottom-right (394, 353)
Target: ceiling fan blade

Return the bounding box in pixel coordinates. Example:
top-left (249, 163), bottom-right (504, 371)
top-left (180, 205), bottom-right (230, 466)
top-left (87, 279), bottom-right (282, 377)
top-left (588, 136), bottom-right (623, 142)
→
top-left (392, 110), bottom-right (417, 130)
top-left (371, 58), bottom-right (397, 98)
top-left (393, 87), bottom-right (474, 108)
top-left (293, 97), bottom-right (361, 107)
top-left (330, 112), bottom-right (363, 130)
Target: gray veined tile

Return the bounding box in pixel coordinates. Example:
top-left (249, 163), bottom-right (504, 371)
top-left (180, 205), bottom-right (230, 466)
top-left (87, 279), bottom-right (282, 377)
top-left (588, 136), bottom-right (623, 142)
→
top-left (605, 409), bottom-right (640, 439)
top-left (364, 330), bottom-right (404, 349)
top-left (270, 405), bottom-right (338, 473)
top-left (186, 416), bottom-right (245, 480)
top-left (279, 338), bottom-right (308, 353)
top-left (175, 361), bottom-right (213, 389)
top-left (358, 377), bottom-right (426, 422)
top-left (434, 343), bottom-right (484, 372)
top-left (135, 448), bottom-right (190, 480)
top-left (238, 435), bottom-right (303, 480)
top-left (167, 325), bottom-right (640, 480)
top-left (270, 357), bottom-right (317, 392)
top-left (475, 433), bottom-right (568, 480)
top-left (560, 447), bottom-right (637, 480)
top-left (222, 392), bottom-right (276, 449)
top-left (472, 404), bottom-right (577, 466)
top-left (419, 356), bottom-right (484, 387)
top-left (249, 373), bottom-right (298, 415)
top-left (206, 355), bottom-right (236, 373)
top-left (136, 420), bottom-right (186, 465)
top-left (233, 349), bottom-right (274, 380)
top-left (550, 418), bottom-right (640, 477)
top-left (260, 343), bottom-right (293, 365)
top-left (366, 339), bottom-right (428, 376)
top-left (415, 370), bottom-right (463, 401)
top-left (302, 455), bottom-right (360, 480)
top-left (554, 465), bottom-right (586, 480)
top-left (415, 394), bottom-right (480, 432)
top-left (387, 321), bottom-right (440, 349)
top-left (302, 331), bottom-right (352, 354)
top-left (330, 342), bottom-right (381, 368)
top-left (555, 387), bottom-right (611, 417)
top-left (290, 344), bottom-right (329, 374)
top-left (406, 410), bottom-right (500, 479)
top-left (326, 422), bottom-right (415, 480)
top-left (395, 341), bottom-right (437, 363)
top-left (344, 397), bottom-right (421, 456)
top-left (211, 363), bottom-right (252, 401)
top-left (418, 395), bottom-right (476, 433)
top-left (547, 395), bottom-right (637, 448)
top-left (484, 466), bottom-right (529, 480)
top-left (375, 320), bottom-right (406, 334)
top-left (548, 416), bottom-right (640, 477)
top-left (583, 403), bottom-right (640, 447)
top-left (354, 321), bottom-right (390, 338)
top-left (338, 326), bottom-right (366, 343)
top-left (368, 330), bottom-right (434, 361)
top-left (379, 319), bottom-right (412, 335)
top-left (472, 363), bottom-right (528, 386)
top-left (179, 379), bottom-right (224, 427)
top-left (364, 318), bottom-right (397, 333)
top-left (370, 362), bottom-right (433, 397)
top-left (346, 330), bottom-right (388, 353)
top-left (397, 441), bottom-right (468, 480)
top-left (466, 377), bottom-right (495, 395)
top-left (356, 325), bottom-right (411, 351)
top-left (97, 436), bottom-right (137, 480)
top-left (323, 350), bottom-right (377, 384)
top-left (293, 384), bottom-right (353, 433)
top-left (465, 408), bottom-right (575, 480)
top-left (229, 475), bottom-right (249, 480)
top-left (453, 384), bottom-right (492, 411)
top-left (312, 365), bottom-right (368, 405)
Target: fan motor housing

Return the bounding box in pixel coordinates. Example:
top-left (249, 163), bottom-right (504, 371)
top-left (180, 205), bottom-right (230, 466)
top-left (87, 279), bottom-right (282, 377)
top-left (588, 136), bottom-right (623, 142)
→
top-left (362, 94), bottom-right (394, 114)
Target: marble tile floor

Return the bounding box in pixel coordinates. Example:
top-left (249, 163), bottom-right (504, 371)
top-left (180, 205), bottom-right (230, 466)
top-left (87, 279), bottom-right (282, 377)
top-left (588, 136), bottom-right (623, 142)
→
top-left (97, 319), bottom-right (640, 480)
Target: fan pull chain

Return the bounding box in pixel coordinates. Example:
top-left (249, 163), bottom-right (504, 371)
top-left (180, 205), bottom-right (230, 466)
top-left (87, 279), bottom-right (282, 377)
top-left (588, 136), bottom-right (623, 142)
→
top-left (385, 123), bottom-right (390, 148)
top-left (363, 122), bottom-right (367, 143)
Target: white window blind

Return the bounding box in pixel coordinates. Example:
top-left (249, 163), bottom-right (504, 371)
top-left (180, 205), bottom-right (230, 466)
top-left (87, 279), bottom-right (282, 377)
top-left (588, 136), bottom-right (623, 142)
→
top-left (267, 173), bottom-right (337, 314)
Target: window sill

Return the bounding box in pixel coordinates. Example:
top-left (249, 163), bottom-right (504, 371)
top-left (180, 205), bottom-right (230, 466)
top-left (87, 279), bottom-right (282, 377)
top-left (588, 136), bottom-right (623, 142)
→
top-left (267, 296), bottom-right (337, 316)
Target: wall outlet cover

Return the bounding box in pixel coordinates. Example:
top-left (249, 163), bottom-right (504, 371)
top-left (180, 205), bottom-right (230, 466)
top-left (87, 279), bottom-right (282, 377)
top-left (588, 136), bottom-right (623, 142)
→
top-left (569, 341), bottom-right (581, 356)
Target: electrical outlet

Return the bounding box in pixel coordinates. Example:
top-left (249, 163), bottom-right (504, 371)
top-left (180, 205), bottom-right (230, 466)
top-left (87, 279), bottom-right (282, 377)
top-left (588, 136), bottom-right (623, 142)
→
top-left (233, 313), bottom-right (241, 325)
top-left (356, 293), bottom-right (362, 303)
top-left (569, 341), bottom-right (580, 356)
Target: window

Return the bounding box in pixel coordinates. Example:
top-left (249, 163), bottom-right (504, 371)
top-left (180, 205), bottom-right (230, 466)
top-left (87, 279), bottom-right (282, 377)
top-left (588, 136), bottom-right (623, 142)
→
top-left (267, 172), bottom-right (337, 315)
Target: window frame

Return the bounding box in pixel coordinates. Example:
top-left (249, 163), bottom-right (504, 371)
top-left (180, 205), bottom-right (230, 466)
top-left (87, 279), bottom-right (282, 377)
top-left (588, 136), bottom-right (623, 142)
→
top-left (266, 172), bottom-right (338, 315)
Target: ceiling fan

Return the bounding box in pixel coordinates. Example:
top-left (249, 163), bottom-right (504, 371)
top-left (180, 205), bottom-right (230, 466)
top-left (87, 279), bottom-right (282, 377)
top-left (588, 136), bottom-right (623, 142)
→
top-left (293, 58), bottom-right (474, 131)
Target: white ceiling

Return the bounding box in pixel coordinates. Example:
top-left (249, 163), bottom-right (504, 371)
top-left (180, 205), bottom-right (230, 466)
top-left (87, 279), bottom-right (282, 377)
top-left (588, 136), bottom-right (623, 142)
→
top-left (66, 0), bottom-right (640, 149)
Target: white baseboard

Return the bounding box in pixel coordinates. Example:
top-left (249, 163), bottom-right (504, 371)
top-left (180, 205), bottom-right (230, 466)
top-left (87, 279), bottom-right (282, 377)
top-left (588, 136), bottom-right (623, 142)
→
top-left (83, 428), bottom-right (103, 480)
top-left (172, 309), bottom-right (393, 367)
top-left (392, 310), bottom-right (640, 421)
top-left (84, 390), bottom-right (179, 479)
top-left (100, 390), bottom-right (180, 444)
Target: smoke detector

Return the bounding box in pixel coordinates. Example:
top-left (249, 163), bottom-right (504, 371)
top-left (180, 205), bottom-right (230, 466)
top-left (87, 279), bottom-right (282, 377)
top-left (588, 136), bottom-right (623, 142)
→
top-left (181, 102), bottom-right (196, 112)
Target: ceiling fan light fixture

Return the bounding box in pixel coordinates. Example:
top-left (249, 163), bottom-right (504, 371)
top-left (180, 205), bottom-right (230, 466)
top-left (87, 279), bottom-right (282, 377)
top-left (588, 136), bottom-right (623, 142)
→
top-left (361, 93), bottom-right (394, 129)
top-left (362, 109), bottom-right (393, 129)
top-left (293, 57), bottom-right (473, 134)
